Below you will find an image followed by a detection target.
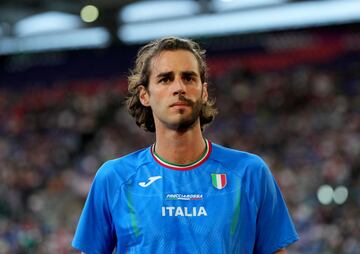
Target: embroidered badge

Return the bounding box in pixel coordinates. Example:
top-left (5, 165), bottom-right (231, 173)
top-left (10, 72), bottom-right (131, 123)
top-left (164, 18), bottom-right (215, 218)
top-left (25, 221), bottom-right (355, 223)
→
top-left (211, 173), bottom-right (227, 189)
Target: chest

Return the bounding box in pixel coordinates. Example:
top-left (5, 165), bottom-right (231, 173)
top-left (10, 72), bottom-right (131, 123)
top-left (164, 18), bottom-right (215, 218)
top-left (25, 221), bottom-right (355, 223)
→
top-left (116, 168), bottom-right (256, 247)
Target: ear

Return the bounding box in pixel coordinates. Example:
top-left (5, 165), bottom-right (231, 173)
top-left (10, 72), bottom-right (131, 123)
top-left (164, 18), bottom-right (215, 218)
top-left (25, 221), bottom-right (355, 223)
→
top-left (202, 82), bottom-right (209, 102)
top-left (139, 86), bottom-right (150, 107)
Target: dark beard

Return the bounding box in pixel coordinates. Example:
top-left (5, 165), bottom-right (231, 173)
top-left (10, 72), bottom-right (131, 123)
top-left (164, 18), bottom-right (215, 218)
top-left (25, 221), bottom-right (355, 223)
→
top-left (167, 95), bottom-right (203, 132)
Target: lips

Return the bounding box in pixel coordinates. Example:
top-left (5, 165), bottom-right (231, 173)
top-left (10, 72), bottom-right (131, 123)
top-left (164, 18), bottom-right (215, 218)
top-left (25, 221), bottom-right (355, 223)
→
top-left (170, 101), bottom-right (190, 107)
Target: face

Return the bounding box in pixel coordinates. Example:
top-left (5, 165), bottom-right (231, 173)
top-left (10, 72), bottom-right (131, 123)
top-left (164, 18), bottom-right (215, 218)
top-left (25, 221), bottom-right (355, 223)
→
top-left (139, 50), bottom-right (208, 132)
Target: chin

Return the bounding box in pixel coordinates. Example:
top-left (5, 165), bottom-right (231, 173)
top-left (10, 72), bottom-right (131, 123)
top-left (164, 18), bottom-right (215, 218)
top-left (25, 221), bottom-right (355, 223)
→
top-left (167, 117), bottom-right (198, 132)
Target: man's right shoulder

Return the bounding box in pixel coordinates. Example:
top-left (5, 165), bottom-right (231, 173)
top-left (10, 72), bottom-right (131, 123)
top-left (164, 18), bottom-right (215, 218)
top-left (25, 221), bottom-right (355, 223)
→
top-left (94, 147), bottom-right (151, 184)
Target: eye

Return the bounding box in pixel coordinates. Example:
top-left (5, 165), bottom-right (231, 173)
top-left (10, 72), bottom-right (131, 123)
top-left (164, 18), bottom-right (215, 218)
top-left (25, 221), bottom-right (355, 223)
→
top-left (184, 75), bottom-right (196, 83)
top-left (159, 77), bottom-right (170, 84)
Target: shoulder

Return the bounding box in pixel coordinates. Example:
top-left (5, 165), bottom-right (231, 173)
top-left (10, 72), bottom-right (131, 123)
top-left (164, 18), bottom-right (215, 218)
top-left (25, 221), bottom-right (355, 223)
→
top-left (94, 147), bottom-right (152, 185)
top-left (209, 143), bottom-right (276, 205)
top-left (209, 142), bottom-right (274, 188)
top-left (210, 142), bottom-right (267, 171)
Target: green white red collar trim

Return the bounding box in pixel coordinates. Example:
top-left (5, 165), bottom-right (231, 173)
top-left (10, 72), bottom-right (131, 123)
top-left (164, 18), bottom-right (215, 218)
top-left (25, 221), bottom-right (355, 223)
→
top-left (151, 139), bottom-right (212, 170)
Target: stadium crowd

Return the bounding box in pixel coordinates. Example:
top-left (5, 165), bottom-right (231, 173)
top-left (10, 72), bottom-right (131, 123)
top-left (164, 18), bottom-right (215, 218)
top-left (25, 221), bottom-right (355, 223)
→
top-left (0, 48), bottom-right (359, 253)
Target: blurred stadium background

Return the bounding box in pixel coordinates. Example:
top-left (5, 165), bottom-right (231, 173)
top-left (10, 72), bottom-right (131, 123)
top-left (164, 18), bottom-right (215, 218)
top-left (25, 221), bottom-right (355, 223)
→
top-left (0, 0), bottom-right (360, 253)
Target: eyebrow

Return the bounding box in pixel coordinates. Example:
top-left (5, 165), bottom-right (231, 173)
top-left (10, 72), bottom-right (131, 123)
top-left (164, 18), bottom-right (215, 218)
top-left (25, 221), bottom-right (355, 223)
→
top-left (156, 71), bottom-right (199, 79)
top-left (182, 71), bottom-right (198, 77)
top-left (156, 72), bottom-right (173, 79)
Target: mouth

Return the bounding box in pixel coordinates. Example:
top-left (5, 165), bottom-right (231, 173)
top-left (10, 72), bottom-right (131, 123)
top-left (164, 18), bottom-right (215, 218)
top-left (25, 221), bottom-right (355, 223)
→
top-left (170, 102), bottom-right (190, 107)
top-left (170, 96), bottom-right (194, 108)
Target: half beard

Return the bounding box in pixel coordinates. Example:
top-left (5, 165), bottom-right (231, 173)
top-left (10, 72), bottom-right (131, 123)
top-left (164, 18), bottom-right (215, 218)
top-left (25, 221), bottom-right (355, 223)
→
top-left (168, 97), bottom-right (203, 132)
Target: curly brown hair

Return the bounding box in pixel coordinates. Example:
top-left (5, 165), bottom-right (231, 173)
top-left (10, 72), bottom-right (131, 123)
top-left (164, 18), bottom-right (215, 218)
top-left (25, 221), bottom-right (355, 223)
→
top-left (126, 36), bottom-right (217, 132)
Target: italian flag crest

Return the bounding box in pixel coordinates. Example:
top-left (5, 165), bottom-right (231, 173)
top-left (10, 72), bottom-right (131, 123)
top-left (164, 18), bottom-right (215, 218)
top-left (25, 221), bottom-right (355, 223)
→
top-left (211, 173), bottom-right (227, 189)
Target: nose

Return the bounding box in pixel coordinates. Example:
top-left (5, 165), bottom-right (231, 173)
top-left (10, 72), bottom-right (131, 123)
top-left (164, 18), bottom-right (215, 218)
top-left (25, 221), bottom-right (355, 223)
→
top-left (172, 77), bottom-right (186, 95)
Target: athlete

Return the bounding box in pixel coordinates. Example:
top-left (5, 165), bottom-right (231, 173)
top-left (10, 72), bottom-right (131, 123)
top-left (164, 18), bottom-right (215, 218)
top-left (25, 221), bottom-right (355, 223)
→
top-left (72, 37), bottom-right (299, 253)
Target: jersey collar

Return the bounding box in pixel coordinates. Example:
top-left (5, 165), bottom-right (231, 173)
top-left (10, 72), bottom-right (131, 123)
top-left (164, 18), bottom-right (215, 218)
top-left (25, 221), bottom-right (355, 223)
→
top-left (151, 139), bottom-right (212, 170)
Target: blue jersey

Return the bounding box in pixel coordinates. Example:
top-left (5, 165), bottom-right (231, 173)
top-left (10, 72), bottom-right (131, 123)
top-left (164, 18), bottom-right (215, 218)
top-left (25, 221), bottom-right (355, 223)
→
top-left (72, 140), bottom-right (298, 253)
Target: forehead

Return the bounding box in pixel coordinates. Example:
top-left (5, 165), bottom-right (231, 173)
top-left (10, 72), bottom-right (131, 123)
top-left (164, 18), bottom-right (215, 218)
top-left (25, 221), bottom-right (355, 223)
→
top-left (149, 50), bottom-right (200, 77)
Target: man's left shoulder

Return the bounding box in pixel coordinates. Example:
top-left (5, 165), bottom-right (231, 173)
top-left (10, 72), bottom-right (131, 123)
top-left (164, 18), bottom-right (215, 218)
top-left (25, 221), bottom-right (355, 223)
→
top-left (210, 142), bottom-right (266, 169)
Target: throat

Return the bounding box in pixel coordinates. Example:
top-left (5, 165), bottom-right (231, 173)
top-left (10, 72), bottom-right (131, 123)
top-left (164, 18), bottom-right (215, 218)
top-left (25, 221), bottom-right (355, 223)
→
top-left (151, 139), bottom-right (210, 170)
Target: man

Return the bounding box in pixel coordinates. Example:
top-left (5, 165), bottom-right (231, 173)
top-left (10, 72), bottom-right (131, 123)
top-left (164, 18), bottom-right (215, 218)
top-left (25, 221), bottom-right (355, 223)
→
top-left (72, 37), bottom-right (298, 253)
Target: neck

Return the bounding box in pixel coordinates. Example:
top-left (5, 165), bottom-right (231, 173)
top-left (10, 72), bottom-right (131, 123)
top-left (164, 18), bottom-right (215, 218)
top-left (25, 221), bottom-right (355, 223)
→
top-left (154, 122), bottom-right (206, 165)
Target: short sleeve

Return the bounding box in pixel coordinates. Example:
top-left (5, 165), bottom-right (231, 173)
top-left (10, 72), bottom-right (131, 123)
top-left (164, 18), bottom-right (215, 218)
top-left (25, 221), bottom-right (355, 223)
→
top-left (254, 164), bottom-right (299, 253)
top-left (72, 162), bottom-right (117, 254)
